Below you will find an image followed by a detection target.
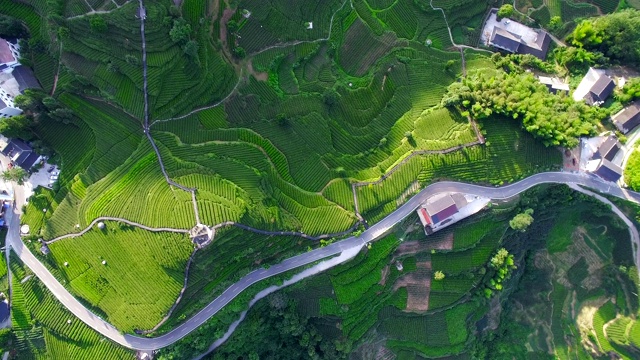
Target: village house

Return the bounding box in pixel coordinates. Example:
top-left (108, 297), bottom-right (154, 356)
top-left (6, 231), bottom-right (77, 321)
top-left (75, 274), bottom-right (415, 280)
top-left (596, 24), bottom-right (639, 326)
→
top-left (573, 68), bottom-right (615, 106)
top-left (611, 102), bottom-right (640, 134)
top-left (416, 193), bottom-right (490, 235)
top-left (483, 11), bottom-right (551, 60)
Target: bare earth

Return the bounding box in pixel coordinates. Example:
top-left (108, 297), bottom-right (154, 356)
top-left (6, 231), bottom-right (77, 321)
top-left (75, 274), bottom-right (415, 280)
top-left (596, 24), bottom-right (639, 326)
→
top-left (393, 261), bottom-right (432, 312)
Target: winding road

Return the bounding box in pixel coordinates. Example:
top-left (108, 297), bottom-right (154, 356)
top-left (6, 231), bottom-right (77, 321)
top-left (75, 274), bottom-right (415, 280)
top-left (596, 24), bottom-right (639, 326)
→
top-left (6, 171), bottom-right (640, 352)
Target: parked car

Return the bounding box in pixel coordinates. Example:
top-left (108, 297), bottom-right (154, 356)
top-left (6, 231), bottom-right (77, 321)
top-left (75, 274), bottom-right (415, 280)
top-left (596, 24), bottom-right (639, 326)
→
top-left (49, 175), bottom-right (59, 181)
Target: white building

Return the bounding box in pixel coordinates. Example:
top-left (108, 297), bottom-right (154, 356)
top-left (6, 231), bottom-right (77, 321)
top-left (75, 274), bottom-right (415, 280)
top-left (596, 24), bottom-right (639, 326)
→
top-left (0, 72), bottom-right (22, 118)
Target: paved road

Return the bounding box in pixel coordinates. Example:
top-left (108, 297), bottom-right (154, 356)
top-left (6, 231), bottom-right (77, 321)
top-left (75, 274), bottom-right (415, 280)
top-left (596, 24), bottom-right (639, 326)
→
top-left (6, 171), bottom-right (640, 351)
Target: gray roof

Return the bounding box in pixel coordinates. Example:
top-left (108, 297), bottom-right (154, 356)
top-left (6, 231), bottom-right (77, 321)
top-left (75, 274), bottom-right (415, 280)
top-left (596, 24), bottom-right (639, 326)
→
top-left (425, 195), bottom-right (456, 216)
top-left (612, 103), bottom-right (640, 134)
top-left (489, 26), bottom-right (551, 60)
top-left (518, 31), bottom-right (552, 60)
top-left (1, 138), bottom-right (39, 169)
top-left (11, 66), bottom-right (41, 93)
top-left (490, 27), bottom-right (521, 53)
top-left (596, 135), bottom-right (621, 162)
top-left (589, 75), bottom-right (615, 103)
top-left (595, 159), bottom-right (622, 182)
top-left (0, 97), bottom-right (6, 109)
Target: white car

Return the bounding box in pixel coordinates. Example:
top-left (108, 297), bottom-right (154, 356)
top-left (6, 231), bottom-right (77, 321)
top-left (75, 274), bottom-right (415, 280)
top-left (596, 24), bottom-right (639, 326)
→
top-left (50, 175), bottom-right (59, 181)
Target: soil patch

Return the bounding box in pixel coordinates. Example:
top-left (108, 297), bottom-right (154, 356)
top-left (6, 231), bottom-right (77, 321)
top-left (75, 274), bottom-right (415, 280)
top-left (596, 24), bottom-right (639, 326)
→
top-left (393, 261), bottom-right (432, 312)
top-left (220, 8), bottom-right (235, 45)
top-left (247, 60), bottom-right (268, 81)
top-left (394, 234), bottom-right (453, 259)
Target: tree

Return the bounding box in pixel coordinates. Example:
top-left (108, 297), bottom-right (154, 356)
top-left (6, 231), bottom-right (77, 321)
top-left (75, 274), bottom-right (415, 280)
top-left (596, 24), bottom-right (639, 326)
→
top-left (0, 115), bottom-right (32, 139)
top-left (48, 107), bottom-right (74, 124)
top-left (509, 209), bottom-right (534, 231)
top-left (232, 46), bottom-right (246, 59)
top-left (404, 131), bottom-right (413, 139)
top-left (617, 77), bottom-right (640, 104)
top-left (444, 59), bottom-right (456, 71)
top-left (89, 16), bottom-right (107, 32)
top-left (1, 167), bottom-right (28, 184)
top-left (548, 16), bottom-right (562, 32)
top-left (275, 113), bottom-right (289, 127)
top-left (570, 9), bottom-right (640, 66)
top-left (434, 271), bottom-right (445, 280)
top-left (42, 96), bottom-right (58, 110)
top-left (625, 149), bottom-right (640, 191)
top-left (497, 4), bottom-right (514, 20)
top-left (0, 14), bottom-right (28, 38)
top-left (106, 61), bottom-right (119, 73)
top-left (490, 248), bottom-right (511, 269)
top-left (169, 18), bottom-right (191, 44)
top-left (227, 20), bottom-right (239, 33)
top-left (125, 54), bottom-right (139, 66)
top-left (183, 40), bottom-right (199, 63)
top-left (322, 89), bottom-right (340, 107)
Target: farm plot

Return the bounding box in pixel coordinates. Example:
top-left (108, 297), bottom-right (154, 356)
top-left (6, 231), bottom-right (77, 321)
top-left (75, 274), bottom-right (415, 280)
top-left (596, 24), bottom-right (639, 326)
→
top-left (338, 18), bottom-right (397, 76)
top-left (162, 226), bottom-right (314, 329)
top-left (48, 225), bottom-right (193, 332)
top-left (356, 116), bottom-right (561, 223)
top-left (62, 1), bottom-right (235, 120)
top-left (236, 0), bottom-right (344, 54)
top-left (9, 255), bottom-right (133, 358)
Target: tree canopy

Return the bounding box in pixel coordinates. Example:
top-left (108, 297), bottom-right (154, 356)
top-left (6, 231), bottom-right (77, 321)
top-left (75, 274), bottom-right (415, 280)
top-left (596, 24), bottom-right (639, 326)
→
top-left (570, 9), bottom-right (640, 67)
top-left (0, 14), bottom-right (28, 38)
top-left (442, 70), bottom-right (605, 148)
top-left (1, 167), bottom-right (28, 185)
top-left (509, 209), bottom-right (534, 232)
top-left (497, 4), bottom-right (514, 20)
top-left (625, 149), bottom-right (640, 191)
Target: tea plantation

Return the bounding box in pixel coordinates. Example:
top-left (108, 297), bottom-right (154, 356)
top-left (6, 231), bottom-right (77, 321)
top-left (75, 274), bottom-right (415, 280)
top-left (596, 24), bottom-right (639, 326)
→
top-left (0, 0), bottom-right (583, 356)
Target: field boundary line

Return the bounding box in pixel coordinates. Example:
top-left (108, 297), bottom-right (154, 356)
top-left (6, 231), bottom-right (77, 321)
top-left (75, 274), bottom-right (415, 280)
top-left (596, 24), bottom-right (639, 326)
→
top-left (352, 140), bottom-right (482, 188)
top-left (210, 220), bottom-right (362, 241)
top-left (248, 0), bottom-right (349, 57)
top-left (139, 248), bottom-right (199, 335)
top-left (150, 0), bottom-right (349, 125)
top-left (428, 0), bottom-right (493, 53)
top-left (149, 69), bottom-right (244, 126)
top-left (45, 216), bottom-right (190, 244)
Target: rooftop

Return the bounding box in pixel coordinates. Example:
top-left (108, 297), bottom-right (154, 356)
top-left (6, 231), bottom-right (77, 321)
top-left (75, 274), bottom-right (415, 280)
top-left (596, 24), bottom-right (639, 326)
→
top-left (612, 102), bottom-right (640, 133)
top-left (595, 159), bottom-right (622, 182)
top-left (596, 135), bottom-right (621, 162)
top-left (11, 66), bottom-right (40, 92)
top-left (573, 68), bottom-right (614, 104)
top-left (0, 39), bottom-right (14, 64)
top-left (482, 12), bottom-right (539, 45)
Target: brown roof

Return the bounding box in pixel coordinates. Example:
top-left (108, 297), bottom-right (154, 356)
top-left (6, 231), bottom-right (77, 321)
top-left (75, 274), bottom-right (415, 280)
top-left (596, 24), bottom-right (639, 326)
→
top-left (0, 40), bottom-right (14, 64)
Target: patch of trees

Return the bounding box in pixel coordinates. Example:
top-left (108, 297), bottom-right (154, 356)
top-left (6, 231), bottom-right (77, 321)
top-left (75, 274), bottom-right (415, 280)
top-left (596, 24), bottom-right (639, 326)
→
top-left (158, 293), bottom-right (351, 360)
top-left (0, 90), bottom-right (74, 144)
top-left (0, 167), bottom-right (28, 184)
top-left (482, 248), bottom-right (516, 297)
top-left (0, 14), bottom-right (28, 38)
top-left (624, 149), bottom-right (640, 191)
top-left (210, 294), bottom-right (351, 360)
top-left (617, 77), bottom-right (640, 104)
top-left (570, 9), bottom-right (640, 67)
top-left (441, 70), bottom-right (606, 148)
top-left (509, 209), bottom-right (534, 232)
top-left (168, 16), bottom-right (199, 64)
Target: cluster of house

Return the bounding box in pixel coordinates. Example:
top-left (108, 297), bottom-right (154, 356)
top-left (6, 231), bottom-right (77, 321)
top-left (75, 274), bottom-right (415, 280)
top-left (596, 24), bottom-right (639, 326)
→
top-left (0, 37), bottom-right (40, 118)
top-left (483, 12), bottom-right (640, 184)
top-left (0, 37), bottom-right (43, 171)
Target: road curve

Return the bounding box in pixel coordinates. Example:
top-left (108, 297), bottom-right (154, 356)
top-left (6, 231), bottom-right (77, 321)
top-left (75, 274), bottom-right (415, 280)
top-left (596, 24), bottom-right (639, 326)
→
top-left (7, 172), bottom-right (640, 351)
